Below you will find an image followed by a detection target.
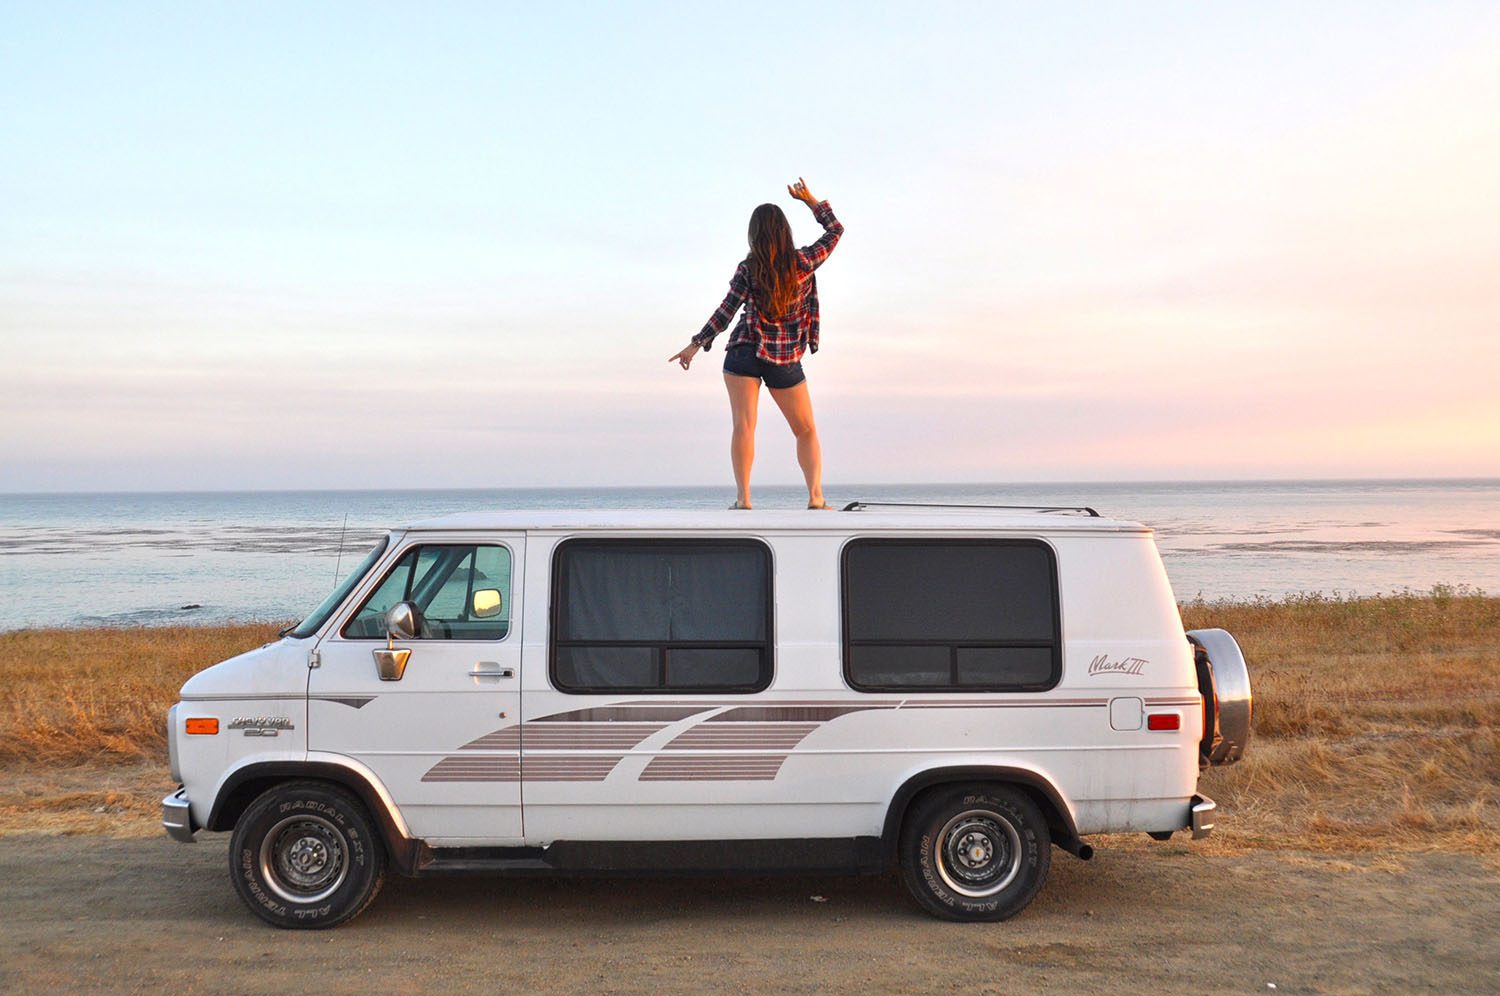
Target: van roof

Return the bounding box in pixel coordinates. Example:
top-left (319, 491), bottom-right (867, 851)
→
top-left (402, 508), bottom-right (1151, 535)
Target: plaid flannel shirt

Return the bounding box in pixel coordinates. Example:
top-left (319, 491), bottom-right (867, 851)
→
top-left (692, 200), bottom-right (843, 365)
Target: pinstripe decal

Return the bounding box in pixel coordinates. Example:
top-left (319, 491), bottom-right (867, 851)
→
top-left (520, 756), bottom-right (624, 781)
top-left (898, 698), bottom-right (1108, 707)
top-left (459, 723), bottom-right (665, 751)
top-left (420, 694), bottom-right (1145, 782)
top-left (618, 699), bottom-right (902, 708)
top-left (899, 702), bottom-right (1107, 709)
top-left (533, 706), bottom-right (713, 723)
top-left (706, 705), bottom-right (891, 722)
top-left (422, 755), bottom-right (625, 783)
top-left (422, 756), bottom-right (520, 783)
top-left (664, 722), bottom-right (819, 751)
top-left (640, 754), bottom-right (787, 781)
top-left (311, 695), bottom-right (377, 709)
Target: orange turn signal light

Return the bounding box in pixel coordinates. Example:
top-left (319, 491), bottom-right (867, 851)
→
top-left (185, 717), bottom-right (219, 735)
top-left (1146, 713), bottom-right (1180, 731)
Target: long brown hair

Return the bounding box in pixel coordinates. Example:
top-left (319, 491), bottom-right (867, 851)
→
top-left (746, 203), bottom-right (800, 319)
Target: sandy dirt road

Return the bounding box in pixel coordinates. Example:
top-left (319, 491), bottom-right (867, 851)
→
top-left (1, 834), bottom-right (1496, 994)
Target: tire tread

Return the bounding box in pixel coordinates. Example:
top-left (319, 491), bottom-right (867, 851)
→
top-left (898, 781), bottom-right (1051, 922)
top-left (229, 779), bottom-right (388, 930)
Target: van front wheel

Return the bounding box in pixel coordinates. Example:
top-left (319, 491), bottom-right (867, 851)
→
top-left (229, 781), bottom-right (387, 929)
top-left (899, 784), bottom-right (1050, 922)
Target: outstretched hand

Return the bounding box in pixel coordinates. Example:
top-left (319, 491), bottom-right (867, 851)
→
top-left (787, 177), bottom-right (819, 206)
top-left (669, 342), bottom-right (700, 370)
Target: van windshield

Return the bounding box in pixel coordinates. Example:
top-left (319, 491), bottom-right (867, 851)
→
top-left (284, 536), bottom-right (390, 640)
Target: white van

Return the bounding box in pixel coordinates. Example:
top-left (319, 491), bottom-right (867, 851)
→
top-left (162, 504), bottom-right (1251, 928)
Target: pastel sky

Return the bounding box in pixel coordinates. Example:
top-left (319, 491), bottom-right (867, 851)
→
top-left (3, 2), bottom-right (1498, 491)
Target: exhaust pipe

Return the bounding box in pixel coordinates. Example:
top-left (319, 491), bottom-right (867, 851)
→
top-left (1054, 834), bottom-right (1094, 861)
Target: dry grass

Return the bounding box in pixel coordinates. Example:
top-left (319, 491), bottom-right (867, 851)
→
top-left (1183, 589), bottom-right (1500, 855)
top-left (1, 592), bottom-right (1497, 852)
top-left (0, 622), bottom-right (283, 763)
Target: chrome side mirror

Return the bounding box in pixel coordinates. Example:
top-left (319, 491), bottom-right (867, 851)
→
top-left (373, 601), bottom-right (423, 681)
top-left (386, 601), bottom-right (424, 640)
top-left (471, 588), bottom-right (503, 619)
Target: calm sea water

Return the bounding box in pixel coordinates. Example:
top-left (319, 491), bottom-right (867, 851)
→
top-left (0, 480), bottom-right (1495, 631)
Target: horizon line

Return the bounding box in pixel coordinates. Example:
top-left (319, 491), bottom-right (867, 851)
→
top-left (2, 475), bottom-right (1498, 498)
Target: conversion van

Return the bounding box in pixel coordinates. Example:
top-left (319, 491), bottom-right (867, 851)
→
top-left (162, 503), bottom-right (1252, 928)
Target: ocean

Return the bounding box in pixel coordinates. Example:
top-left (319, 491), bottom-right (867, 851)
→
top-left (0, 479), bottom-right (1495, 631)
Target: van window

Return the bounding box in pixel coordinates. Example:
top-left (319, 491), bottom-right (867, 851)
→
top-left (842, 539), bottom-right (1060, 691)
top-left (342, 544), bottom-right (511, 640)
top-left (550, 539), bottom-right (772, 693)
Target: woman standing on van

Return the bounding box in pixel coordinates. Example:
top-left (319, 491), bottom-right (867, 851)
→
top-left (669, 178), bottom-right (843, 510)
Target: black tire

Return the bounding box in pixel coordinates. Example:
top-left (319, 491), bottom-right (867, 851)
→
top-left (898, 783), bottom-right (1051, 922)
top-left (228, 780), bottom-right (387, 929)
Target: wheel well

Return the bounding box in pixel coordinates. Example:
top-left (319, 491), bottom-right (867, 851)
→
top-left (881, 767), bottom-right (1079, 864)
top-left (207, 763), bottom-right (416, 870)
top-left (208, 774), bottom-right (286, 831)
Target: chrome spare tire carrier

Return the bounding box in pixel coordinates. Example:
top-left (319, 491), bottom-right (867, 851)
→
top-left (1187, 628), bottom-right (1252, 766)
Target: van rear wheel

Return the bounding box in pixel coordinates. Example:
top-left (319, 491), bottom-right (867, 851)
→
top-left (899, 784), bottom-right (1050, 922)
top-left (229, 781), bottom-right (386, 929)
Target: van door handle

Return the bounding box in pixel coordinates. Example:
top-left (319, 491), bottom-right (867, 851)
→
top-left (470, 663), bottom-right (514, 679)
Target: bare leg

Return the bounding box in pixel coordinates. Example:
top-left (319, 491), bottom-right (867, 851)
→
top-left (723, 373), bottom-right (760, 508)
top-left (768, 380), bottom-right (824, 507)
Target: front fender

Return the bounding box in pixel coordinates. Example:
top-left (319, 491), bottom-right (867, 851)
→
top-left (204, 752), bottom-right (417, 871)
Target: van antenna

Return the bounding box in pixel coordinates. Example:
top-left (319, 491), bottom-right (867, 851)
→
top-left (332, 513), bottom-right (349, 588)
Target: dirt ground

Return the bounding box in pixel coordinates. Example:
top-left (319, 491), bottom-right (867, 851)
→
top-left (2, 830), bottom-right (1496, 995)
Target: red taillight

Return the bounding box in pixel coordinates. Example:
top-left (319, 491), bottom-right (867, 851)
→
top-left (1147, 713), bottom-right (1180, 731)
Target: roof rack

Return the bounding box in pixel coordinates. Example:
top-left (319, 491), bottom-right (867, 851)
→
top-left (840, 500), bottom-right (1100, 517)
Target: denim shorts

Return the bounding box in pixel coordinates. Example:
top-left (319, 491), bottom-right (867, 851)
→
top-left (723, 345), bottom-right (806, 389)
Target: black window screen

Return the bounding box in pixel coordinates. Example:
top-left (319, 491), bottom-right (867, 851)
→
top-left (551, 539), bottom-right (772, 693)
top-left (842, 539), bottom-right (1060, 691)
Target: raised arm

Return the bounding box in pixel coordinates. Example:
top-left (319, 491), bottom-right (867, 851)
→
top-left (788, 177), bottom-right (843, 270)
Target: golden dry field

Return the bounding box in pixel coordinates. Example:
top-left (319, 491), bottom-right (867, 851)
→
top-left (2, 593), bottom-right (1496, 853)
top-left (1184, 591), bottom-right (1499, 857)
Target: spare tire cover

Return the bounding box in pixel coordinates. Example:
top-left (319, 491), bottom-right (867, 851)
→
top-left (1187, 628), bottom-right (1252, 765)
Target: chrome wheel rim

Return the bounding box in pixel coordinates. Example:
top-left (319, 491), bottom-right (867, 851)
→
top-left (259, 814), bottom-right (348, 904)
top-left (935, 809), bottom-right (1022, 898)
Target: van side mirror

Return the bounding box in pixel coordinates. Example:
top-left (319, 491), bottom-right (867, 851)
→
top-left (471, 588), bottom-right (503, 619)
top-left (373, 601), bottom-right (424, 681)
top-left (386, 601), bottom-right (424, 641)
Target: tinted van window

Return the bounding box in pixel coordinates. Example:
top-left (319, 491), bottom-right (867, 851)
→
top-left (551, 539), bottom-right (772, 693)
top-left (842, 539), bottom-right (1060, 691)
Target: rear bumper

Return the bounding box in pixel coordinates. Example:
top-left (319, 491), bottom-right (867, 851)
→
top-left (1190, 793), bottom-right (1217, 839)
top-left (162, 788), bottom-right (196, 843)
